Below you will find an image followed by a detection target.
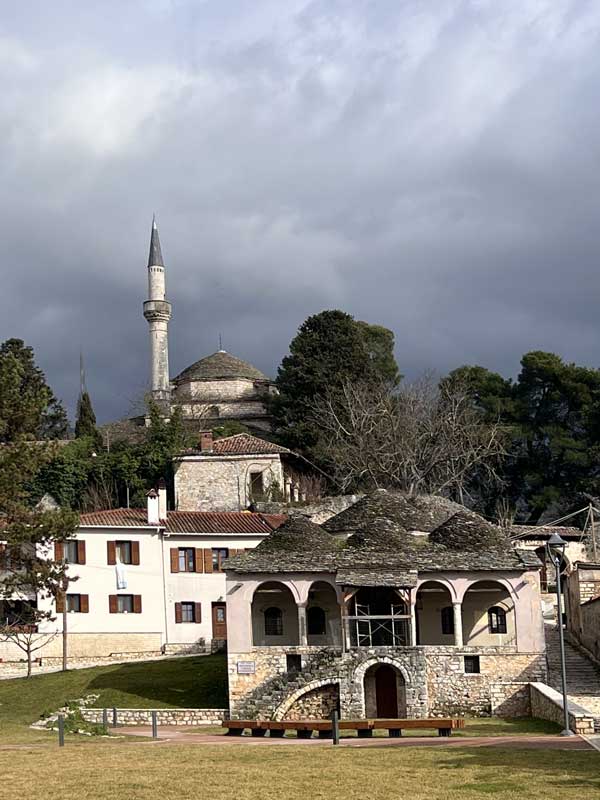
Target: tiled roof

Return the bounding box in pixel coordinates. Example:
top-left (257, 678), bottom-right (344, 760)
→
top-left (173, 350), bottom-right (270, 384)
top-left (79, 508), bottom-right (286, 534)
top-left (181, 433), bottom-right (290, 457)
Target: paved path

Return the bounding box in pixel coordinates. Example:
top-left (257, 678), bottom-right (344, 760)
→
top-left (118, 726), bottom-right (594, 750)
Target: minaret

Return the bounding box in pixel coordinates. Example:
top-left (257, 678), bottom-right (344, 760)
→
top-left (143, 216), bottom-right (172, 410)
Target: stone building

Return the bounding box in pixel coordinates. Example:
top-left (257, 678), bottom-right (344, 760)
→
top-left (142, 219), bottom-right (275, 432)
top-left (225, 490), bottom-right (546, 721)
top-left (174, 431), bottom-right (321, 512)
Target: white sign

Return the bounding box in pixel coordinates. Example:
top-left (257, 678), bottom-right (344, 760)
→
top-left (237, 661), bottom-right (256, 674)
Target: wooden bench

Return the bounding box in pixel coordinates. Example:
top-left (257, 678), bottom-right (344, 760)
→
top-left (223, 718), bottom-right (465, 739)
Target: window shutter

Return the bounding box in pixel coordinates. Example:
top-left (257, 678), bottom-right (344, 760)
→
top-left (203, 549), bottom-right (213, 573)
top-left (109, 595), bottom-right (118, 614)
top-left (170, 548), bottom-right (179, 573)
top-left (133, 595), bottom-right (142, 614)
top-left (175, 602), bottom-right (182, 623)
top-left (107, 541), bottom-right (116, 565)
top-left (56, 592), bottom-right (65, 613)
top-left (54, 542), bottom-right (64, 561)
top-left (80, 595), bottom-right (89, 613)
top-left (195, 548), bottom-right (204, 573)
top-left (194, 603), bottom-right (202, 623)
top-left (131, 541), bottom-right (140, 565)
top-left (77, 540), bottom-right (86, 565)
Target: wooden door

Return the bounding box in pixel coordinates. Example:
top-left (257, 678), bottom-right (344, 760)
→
top-left (375, 665), bottom-right (398, 718)
top-left (212, 603), bottom-right (227, 640)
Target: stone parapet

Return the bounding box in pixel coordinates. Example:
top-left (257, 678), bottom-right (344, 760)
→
top-left (530, 682), bottom-right (596, 735)
top-left (82, 708), bottom-right (228, 726)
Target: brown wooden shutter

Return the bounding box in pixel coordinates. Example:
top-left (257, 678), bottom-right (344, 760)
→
top-left (107, 541), bottom-right (116, 565)
top-left (175, 602), bottom-right (182, 623)
top-left (80, 595), bottom-right (89, 613)
top-left (203, 549), bottom-right (213, 573)
top-left (133, 595), bottom-right (142, 614)
top-left (194, 603), bottom-right (202, 623)
top-left (54, 541), bottom-right (64, 561)
top-left (109, 595), bottom-right (118, 614)
top-left (194, 548), bottom-right (204, 573)
top-left (56, 592), bottom-right (65, 613)
top-left (77, 540), bottom-right (86, 565)
top-left (131, 541), bottom-right (140, 565)
top-left (170, 548), bottom-right (179, 573)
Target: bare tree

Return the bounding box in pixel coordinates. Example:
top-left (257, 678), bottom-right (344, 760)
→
top-left (0, 604), bottom-right (58, 677)
top-left (313, 374), bottom-right (507, 500)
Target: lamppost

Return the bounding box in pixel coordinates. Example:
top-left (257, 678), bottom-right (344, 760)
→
top-left (546, 532), bottom-right (574, 736)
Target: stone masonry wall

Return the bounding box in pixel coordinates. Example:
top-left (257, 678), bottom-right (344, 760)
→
top-left (285, 685), bottom-right (340, 720)
top-left (530, 682), bottom-right (595, 735)
top-left (579, 597), bottom-right (600, 662)
top-left (82, 708), bottom-right (228, 726)
top-left (229, 646), bottom-right (546, 721)
top-left (0, 632), bottom-right (163, 663)
top-left (427, 650), bottom-right (546, 717)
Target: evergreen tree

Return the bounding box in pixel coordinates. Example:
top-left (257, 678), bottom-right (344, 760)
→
top-left (273, 310), bottom-right (400, 453)
top-left (75, 390), bottom-right (101, 447)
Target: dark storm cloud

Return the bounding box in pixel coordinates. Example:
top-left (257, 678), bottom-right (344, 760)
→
top-left (2, 1), bottom-right (600, 422)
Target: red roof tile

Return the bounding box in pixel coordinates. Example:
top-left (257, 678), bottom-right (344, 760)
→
top-left (79, 508), bottom-right (287, 534)
top-left (181, 433), bottom-right (290, 457)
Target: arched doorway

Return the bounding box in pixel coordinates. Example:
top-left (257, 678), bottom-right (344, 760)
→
top-left (251, 582), bottom-right (299, 646)
top-left (364, 663), bottom-right (406, 718)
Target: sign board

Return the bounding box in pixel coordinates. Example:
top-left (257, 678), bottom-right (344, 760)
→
top-left (237, 661), bottom-right (256, 675)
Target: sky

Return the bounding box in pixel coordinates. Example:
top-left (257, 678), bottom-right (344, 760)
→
top-left (2, 0), bottom-right (600, 423)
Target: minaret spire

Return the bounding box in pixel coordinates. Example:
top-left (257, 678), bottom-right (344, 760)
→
top-left (143, 216), bottom-right (172, 411)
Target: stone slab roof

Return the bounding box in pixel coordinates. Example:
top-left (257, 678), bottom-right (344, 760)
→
top-left (173, 350), bottom-right (270, 385)
top-left (336, 569), bottom-right (418, 587)
top-left (227, 491), bottom-right (541, 578)
top-left (79, 508), bottom-right (286, 534)
top-left (511, 525), bottom-right (587, 541)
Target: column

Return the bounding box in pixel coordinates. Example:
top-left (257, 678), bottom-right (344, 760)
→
top-left (453, 601), bottom-right (463, 647)
top-left (410, 592), bottom-right (417, 646)
top-left (298, 604), bottom-right (308, 646)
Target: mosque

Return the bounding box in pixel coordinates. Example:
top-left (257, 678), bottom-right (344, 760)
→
top-left (141, 218), bottom-right (276, 433)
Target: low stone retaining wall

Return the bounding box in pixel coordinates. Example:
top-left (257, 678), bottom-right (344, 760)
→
top-left (81, 708), bottom-right (228, 726)
top-left (530, 682), bottom-right (595, 735)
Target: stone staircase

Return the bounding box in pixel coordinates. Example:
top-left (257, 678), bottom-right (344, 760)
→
top-left (545, 623), bottom-right (600, 732)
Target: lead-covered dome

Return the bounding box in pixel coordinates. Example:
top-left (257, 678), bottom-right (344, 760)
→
top-left (173, 350), bottom-right (270, 384)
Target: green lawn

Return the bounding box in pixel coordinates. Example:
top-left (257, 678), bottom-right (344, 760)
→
top-left (0, 654), bottom-right (227, 741)
top-left (0, 742), bottom-right (597, 800)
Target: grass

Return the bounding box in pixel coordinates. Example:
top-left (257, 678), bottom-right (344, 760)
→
top-left (0, 654), bottom-right (227, 742)
top-left (0, 743), bottom-right (597, 800)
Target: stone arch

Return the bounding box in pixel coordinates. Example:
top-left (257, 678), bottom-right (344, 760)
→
top-left (416, 576), bottom-right (458, 602)
top-left (306, 580), bottom-right (341, 646)
top-left (273, 679), bottom-right (341, 721)
top-left (415, 579), bottom-right (456, 645)
top-left (457, 576), bottom-right (517, 604)
top-left (353, 657), bottom-right (413, 719)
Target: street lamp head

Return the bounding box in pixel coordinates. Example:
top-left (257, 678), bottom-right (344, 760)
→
top-left (546, 531), bottom-right (567, 561)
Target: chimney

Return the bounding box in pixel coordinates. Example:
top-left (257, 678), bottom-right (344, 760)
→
top-left (199, 430), bottom-right (213, 453)
top-left (147, 488), bottom-right (160, 525)
top-left (157, 478), bottom-right (167, 520)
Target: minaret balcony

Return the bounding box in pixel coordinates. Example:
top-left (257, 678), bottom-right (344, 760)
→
top-left (143, 299), bottom-right (172, 322)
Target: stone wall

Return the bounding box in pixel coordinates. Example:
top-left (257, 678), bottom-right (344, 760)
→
top-left (426, 649), bottom-right (546, 717)
top-left (82, 708), bottom-right (228, 726)
top-left (530, 682), bottom-right (595, 735)
top-left (579, 597), bottom-right (600, 662)
top-left (285, 685), bottom-right (340, 720)
top-left (0, 632), bottom-right (163, 663)
top-left (228, 646), bottom-right (546, 721)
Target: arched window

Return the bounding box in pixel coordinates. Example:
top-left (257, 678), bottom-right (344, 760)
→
top-left (264, 607), bottom-right (283, 636)
top-left (488, 606), bottom-right (507, 634)
top-left (307, 606), bottom-right (326, 636)
top-left (440, 606), bottom-right (454, 635)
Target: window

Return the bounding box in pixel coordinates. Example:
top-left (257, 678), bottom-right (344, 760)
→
top-left (116, 541), bottom-right (132, 564)
top-left (66, 594), bottom-right (81, 613)
top-left (178, 548), bottom-right (196, 573)
top-left (488, 606), bottom-right (507, 634)
top-left (117, 595), bottom-right (134, 614)
top-left (286, 654), bottom-right (302, 673)
top-left (441, 606), bottom-right (455, 636)
top-left (250, 471), bottom-right (265, 500)
top-left (264, 607), bottom-right (283, 636)
top-left (64, 541), bottom-right (79, 563)
top-left (215, 606), bottom-right (225, 623)
top-left (181, 602), bottom-right (196, 623)
top-left (464, 655), bottom-right (480, 674)
top-left (307, 606), bottom-right (326, 636)
top-left (212, 548), bottom-right (229, 572)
